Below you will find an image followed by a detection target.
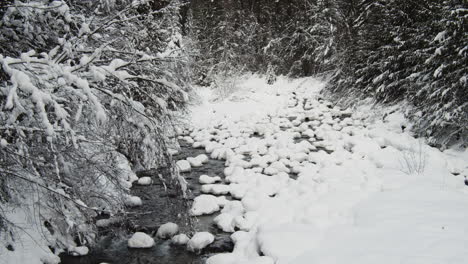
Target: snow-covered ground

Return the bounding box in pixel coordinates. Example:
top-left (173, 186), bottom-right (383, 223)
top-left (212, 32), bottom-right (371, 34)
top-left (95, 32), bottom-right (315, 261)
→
top-left (183, 75), bottom-right (468, 264)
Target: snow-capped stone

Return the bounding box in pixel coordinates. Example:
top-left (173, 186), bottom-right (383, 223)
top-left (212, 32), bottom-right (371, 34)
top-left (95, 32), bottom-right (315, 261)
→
top-left (229, 184), bottom-right (248, 199)
top-left (168, 148), bottom-right (178, 155)
top-left (214, 201), bottom-right (245, 232)
top-left (183, 136), bottom-right (195, 144)
top-left (128, 232), bottom-right (155, 248)
top-left (290, 152), bottom-right (309, 162)
top-left (187, 157), bottom-right (203, 167)
top-left (302, 129), bottom-right (315, 138)
top-left (214, 213), bottom-right (236, 233)
top-left (193, 141), bottom-right (203, 148)
top-left (119, 180), bottom-right (132, 189)
top-left (96, 217), bottom-right (120, 228)
top-left (190, 195), bottom-right (225, 216)
top-left (68, 246), bottom-right (89, 256)
top-left (197, 154), bottom-right (209, 163)
top-left (201, 184), bottom-right (230, 195)
top-left (171, 234), bottom-right (190, 245)
top-left (137, 177), bottom-right (152, 185)
top-left (156, 222), bottom-right (179, 239)
top-left (125, 196), bottom-right (142, 207)
top-left (199, 175), bottom-right (222, 184)
top-left (187, 232), bottom-right (215, 252)
top-left (40, 254), bottom-right (61, 264)
top-left (176, 160), bottom-right (191, 172)
top-left (0, 139), bottom-right (7, 148)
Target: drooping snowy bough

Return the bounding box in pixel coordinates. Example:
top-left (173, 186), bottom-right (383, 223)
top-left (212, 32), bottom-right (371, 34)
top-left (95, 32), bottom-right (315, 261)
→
top-left (0, 0), bottom-right (191, 261)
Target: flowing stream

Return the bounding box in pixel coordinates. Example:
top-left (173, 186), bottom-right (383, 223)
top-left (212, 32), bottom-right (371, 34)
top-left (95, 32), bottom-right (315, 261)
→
top-left (60, 140), bottom-right (233, 264)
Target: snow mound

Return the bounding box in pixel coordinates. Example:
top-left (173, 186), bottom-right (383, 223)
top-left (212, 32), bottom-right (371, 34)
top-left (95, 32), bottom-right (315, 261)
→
top-left (201, 184), bottom-right (231, 195)
top-left (96, 217), bottom-right (120, 228)
top-left (187, 156), bottom-right (204, 167)
top-left (199, 174), bottom-right (222, 184)
top-left (190, 195), bottom-right (226, 216)
top-left (137, 177), bottom-right (152, 185)
top-left (197, 154), bottom-right (209, 163)
top-left (176, 160), bottom-right (191, 172)
top-left (128, 232), bottom-right (155, 248)
top-left (68, 246), bottom-right (89, 256)
top-left (156, 222), bottom-right (179, 239)
top-left (125, 195), bottom-right (142, 207)
top-left (171, 234), bottom-right (190, 245)
top-left (187, 232), bottom-right (215, 252)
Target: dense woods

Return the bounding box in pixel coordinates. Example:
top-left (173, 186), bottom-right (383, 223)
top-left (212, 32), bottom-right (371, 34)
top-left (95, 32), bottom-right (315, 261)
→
top-left (191, 0), bottom-right (467, 146)
top-left (0, 0), bottom-right (466, 261)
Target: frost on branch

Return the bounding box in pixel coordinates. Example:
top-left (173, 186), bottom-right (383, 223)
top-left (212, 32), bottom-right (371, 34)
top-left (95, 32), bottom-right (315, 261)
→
top-left (0, 0), bottom-right (191, 255)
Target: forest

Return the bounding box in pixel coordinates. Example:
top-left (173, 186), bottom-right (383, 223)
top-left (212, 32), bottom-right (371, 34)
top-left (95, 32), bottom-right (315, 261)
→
top-left (0, 1), bottom-right (467, 264)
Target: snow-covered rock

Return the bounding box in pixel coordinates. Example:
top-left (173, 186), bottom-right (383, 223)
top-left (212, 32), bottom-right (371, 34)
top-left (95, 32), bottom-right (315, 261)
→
top-left (68, 246), bottom-right (89, 256)
top-left (187, 232), bottom-right (215, 252)
top-left (96, 218), bottom-right (120, 228)
top-left (187, 157), bottom-right (203, 167)
top-left (190, 195), bottom-right (225, 216)
top-left (199, 174), bottom-right (222, 184)
top-left (125, 196), bottom-right (142, 207)
top-left (171, 234), bottom-right (190, 245)
top-left (176, 160), bottom-right (191, 172)
top-left (168, 148), bottom-right (179, 155)
top-left (197, 154), bottom-right (209, 163)
top-left (137, 177), bottom-right (152, 185)
top-left (201, 184), bottom-right (230, 195)
top-left (156, 222), bottom-right (179, 239)
top-left (128, 232), bottom-right (155, 248)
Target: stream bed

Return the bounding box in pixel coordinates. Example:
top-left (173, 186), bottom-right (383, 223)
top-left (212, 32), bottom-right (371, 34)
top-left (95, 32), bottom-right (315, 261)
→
top-left (59, 96), bottom-right (347, 264)
top-left (60, 141), bottom-right (232, 264)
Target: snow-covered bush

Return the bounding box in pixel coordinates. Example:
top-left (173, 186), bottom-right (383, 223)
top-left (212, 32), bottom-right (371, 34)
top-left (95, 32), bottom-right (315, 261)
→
top-left (0, 0), bottom-right (191, 256)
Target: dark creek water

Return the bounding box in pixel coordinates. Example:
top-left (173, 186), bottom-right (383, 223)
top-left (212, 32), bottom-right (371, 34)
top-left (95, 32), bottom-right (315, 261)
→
top-left (60, 141), bottom-right (232, 264)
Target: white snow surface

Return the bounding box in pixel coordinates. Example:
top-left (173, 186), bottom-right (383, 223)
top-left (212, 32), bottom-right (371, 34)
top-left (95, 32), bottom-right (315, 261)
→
top-left (0, 206), bottom-right (61, 264)
top-left (187, 75), bottom-right (468, 264)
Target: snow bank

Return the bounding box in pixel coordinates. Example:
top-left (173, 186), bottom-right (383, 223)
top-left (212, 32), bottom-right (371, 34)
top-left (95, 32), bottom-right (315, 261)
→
top-left (201, 184), bottom-right (230, 195)
top-left (188, 75), bottom-right (468, 264)
top-left (0, 206), bottom-right (62, 264)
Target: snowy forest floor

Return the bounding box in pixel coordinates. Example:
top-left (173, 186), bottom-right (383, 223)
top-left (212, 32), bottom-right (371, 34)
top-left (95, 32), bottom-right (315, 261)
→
top-left (180, 75), bottom-right (468, 264)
